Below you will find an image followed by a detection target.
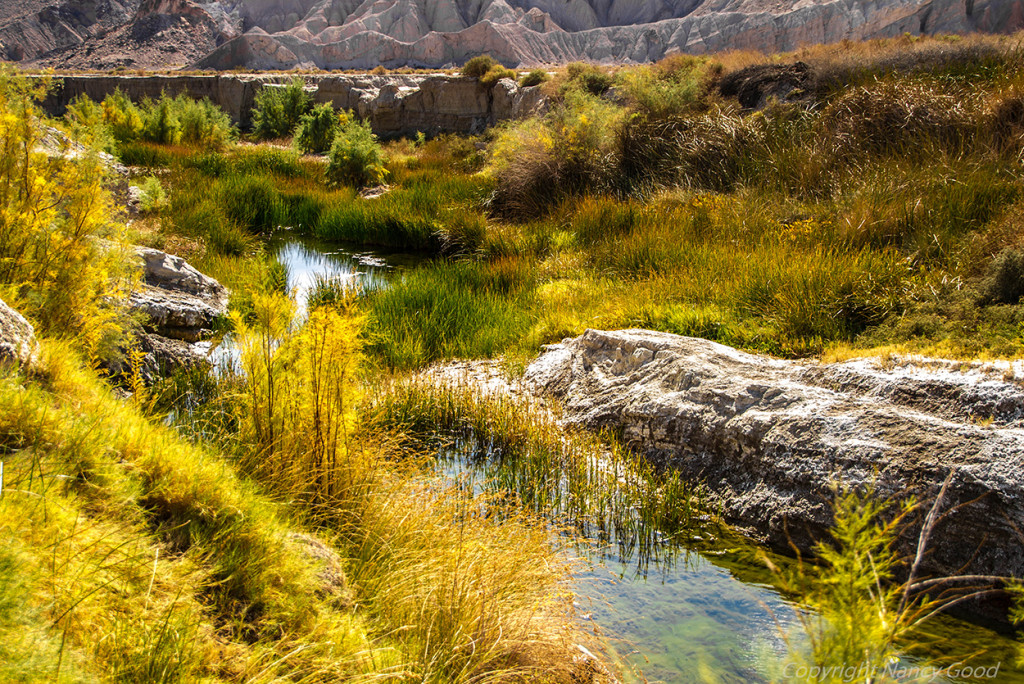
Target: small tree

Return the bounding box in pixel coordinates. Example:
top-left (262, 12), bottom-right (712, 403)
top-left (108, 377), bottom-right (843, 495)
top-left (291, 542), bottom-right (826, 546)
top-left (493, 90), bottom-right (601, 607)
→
top-left (294, 104), bottom-right (343, 154)
top-left (251, 79), bottom-right (312, 140)
top-left (326, 118), bottom-right (388, 188)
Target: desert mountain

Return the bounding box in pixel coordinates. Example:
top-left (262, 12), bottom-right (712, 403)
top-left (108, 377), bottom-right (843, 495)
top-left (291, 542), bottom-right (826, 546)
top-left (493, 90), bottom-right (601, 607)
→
top-left (1, 0), bottom-right (1020, 70)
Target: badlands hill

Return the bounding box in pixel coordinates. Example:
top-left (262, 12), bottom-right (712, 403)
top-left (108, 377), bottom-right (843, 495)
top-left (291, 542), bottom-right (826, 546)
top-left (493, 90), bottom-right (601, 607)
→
top-left (0, 0), bottom-right (1021, 70)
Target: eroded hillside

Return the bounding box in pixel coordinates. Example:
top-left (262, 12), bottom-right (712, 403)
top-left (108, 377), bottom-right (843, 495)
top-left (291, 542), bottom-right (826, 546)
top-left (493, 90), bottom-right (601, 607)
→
top-left (1, 0), bottom-right (1021, 69)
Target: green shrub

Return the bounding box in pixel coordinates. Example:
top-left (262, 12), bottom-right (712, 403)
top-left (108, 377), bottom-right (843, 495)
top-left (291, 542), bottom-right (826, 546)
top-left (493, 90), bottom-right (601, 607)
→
top-left (63, 94), bottom-right (117, 153)
top-left (519, 69), bottom-right (550, 88)
top-left (488, 89), bottom-right (625, 217)
top-left (480, 66), bottom-right (517, 88)
top-left (251, 79), bottom-right (311, 140)
top-left (135, 176), bottom-right (168, 212)
top-left (980, 248), bottom-right (1024, 304)
top-left (462, 55), bottom-right (497, 78)
top-left (294, 103), bottom-right (341, 154)
top-left (564, 62), bottom-right (614, 97)
top-left (175, 95), bottom-right (235, 149)
top-left (141, 95), bottom-right (182, 145)
top-left (66, 91), bottom-right (234, 151)
top-left (326, 118), bottom-right (388, 188)
top-left (617, 61), bottom-right (708, 119)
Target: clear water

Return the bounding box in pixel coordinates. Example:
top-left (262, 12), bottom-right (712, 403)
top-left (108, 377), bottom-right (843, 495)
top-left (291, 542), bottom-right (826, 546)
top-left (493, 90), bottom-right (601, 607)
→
top-left (267, 235), bottom-right (1024, 683)
top-left (267, 229), bottom-right (425, 311)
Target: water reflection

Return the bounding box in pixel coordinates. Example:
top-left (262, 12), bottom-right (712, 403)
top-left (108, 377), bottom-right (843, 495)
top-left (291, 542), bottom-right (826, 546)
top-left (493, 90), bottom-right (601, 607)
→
top-left (268, 231), bottom-right (422, 311)
top-left (209, 232), bottom-right (422, 370)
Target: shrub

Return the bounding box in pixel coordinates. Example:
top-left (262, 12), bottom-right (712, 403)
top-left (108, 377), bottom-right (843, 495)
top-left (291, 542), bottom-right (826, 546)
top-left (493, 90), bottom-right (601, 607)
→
top-left (141, 94), bottom-right (182, 145)
top-left (251, 78), bottom-right (311, 140)
top-left (63, 93), bottom-right (117, 153)
top-left (519, 69), bottom-right (550, 88)
top-left (462, 55), bottom-right (497, 78)
top-left (66, 91), bottom-right (234, 151)
top-left (488, 89), bottom-right (625, 217)
top-left (564, 62), bottom-right (614, 97)
top-left (979, 248), bottom-right (1024, 304)
top-left (134, 175), bottom-right (168, 212)
top-left (174, 95), bottom-right (234, 149)
top-left (617, 59), bottom-right (710, 119)
top-left (294, 103), bottom-right (343, 154)
top-left (102, 89), bottom-right (144, 143)
top-left (326, 118), bottom-right (388, 188)
top-left (480, 65), bottom-right (517, 88)
top-left (0, 69), bottom-right (135, 358)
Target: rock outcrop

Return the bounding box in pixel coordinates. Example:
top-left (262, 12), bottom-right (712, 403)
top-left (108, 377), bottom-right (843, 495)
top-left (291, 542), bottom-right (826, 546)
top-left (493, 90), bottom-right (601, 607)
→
top-left (40, 73), bottom-right (546, 137)
top-left (524, 328), bottom-right (1024, 584)
top-left (0, 298), bottom-right (39, 369)
top-left (129, 245), bottom-right (229, 343)
top-left (3, 0), bottom-right (1022, 71)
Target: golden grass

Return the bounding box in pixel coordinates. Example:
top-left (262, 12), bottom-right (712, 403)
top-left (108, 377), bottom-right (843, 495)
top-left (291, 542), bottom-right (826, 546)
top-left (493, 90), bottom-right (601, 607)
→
top-left (0, 335), bottom-right (591, 681)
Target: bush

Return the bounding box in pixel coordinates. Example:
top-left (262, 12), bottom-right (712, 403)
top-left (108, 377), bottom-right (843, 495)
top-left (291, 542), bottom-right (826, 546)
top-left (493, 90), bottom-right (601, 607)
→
top-left (617, 59), bottom-right (711, 119)
top-left (294, 103), bottom-right (342, 154)
top-left (0, 69), bottom-right (135, 358)
top-left (134, 175), bottom-right (168, 212)
top-left (175, 95), bottom-right (235, 149)
top-left (251, 79), bottom-right (311, 140)
top-left (326, 118), bottom-right (388, 188)
top-left (480, 66), bottom-right (517, 88)
top-left (462, 55), bottom-right (497, 78)
top-left (488, 89), bottom-right (625, 217)
top-left (519, 69), bottom-right (550, 88)
top-left (980, 248), bottom-right (1024, 304)
top-left (564, 62), bottom-right (614, 97)
top-left (67, 90), bottom-right (235, 152)
top-left (141, 95), bottom-right (182, 145)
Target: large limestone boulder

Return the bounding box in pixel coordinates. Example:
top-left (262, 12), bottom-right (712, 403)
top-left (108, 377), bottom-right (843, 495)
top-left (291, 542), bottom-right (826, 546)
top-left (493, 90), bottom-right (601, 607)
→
top-left (0, 298), bottom-right (39, 369)
top-left (525, 329), bottom-right (1024, 584)
top-left (128, 246), bottom-right (229, 342)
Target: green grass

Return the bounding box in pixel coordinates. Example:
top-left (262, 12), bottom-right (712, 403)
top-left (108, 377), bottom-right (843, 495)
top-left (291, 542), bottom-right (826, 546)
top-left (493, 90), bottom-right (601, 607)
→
top-left (365, 258), bottom-right (535, 369)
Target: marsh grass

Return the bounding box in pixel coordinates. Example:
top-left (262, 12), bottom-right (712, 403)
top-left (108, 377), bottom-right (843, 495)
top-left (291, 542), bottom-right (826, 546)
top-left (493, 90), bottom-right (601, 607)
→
top-left (365, 258), bottom-right (536, 369)
top-left (365, 380), bottom-right (704, 569)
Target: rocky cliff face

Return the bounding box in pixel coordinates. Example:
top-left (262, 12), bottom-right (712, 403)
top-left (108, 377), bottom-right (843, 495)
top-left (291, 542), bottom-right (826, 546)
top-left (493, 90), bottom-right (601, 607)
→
top-left (2, 0), bottom-right (1021, 70)
top-left (40, 72), bottom-right (546, 136)
top-left (524, 328), bottom-right (1024, 587)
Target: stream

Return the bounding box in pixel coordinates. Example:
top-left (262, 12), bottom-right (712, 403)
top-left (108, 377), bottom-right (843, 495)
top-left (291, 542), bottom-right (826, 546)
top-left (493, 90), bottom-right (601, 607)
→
top-left (263, 232), bottom-right (1023, 683)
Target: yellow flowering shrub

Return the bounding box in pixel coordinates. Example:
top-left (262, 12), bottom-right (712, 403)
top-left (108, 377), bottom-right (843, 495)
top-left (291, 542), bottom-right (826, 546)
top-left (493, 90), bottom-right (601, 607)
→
top-left (0, 69), bottom-right (135, 361)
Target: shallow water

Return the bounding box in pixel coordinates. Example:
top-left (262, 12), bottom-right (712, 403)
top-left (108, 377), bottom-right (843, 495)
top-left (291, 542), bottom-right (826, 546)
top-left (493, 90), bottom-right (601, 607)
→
top-left (272, 235), bottom-right (1023, 683)
top-left (267, 229), bottom-right (425, 310)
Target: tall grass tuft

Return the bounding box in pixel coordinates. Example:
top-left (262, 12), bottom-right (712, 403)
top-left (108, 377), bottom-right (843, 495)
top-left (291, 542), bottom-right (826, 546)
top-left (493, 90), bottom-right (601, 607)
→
top-left (366, 259), bottom-right (535, 369)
